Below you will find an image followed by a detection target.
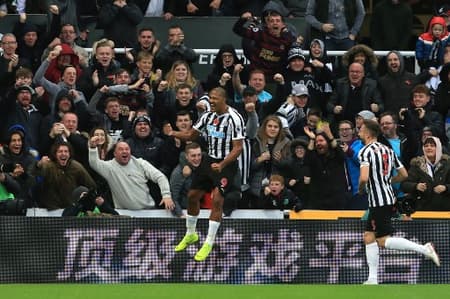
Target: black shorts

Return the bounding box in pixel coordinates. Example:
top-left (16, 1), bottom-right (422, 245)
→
top-left (365, 205), bottom-right (396, 238)
top-left (190, 156), bottom-right (239, 196)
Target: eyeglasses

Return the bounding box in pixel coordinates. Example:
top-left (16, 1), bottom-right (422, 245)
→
top-left (2, 41), bottom-right (17, 45)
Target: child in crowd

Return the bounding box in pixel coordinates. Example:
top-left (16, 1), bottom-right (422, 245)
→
top-left (416, 16), bottom-right (450, 71)
top-left (261, 174), bottom-right (303, 212)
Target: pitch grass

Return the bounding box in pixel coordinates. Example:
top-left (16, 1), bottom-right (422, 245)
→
top-left (1, 284), bottom-right (450, 299)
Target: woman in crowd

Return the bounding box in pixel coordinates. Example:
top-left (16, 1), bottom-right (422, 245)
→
top-left (401, 136), bottom-right (450, 211)
top-left (248, 115), bottom-right (291, 208)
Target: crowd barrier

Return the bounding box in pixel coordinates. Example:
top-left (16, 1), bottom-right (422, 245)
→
top-left (0, 215), bottom-right (448, 284)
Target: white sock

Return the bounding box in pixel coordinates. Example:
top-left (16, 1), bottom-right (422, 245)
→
top-left (186, 215), bottom-right (198, 235)
top-left (385, 237), bottom-right (426, 255)
top-left (205, 220), bottom-right (221, 245)
top-left (366, 242), bottom-right (379, 281)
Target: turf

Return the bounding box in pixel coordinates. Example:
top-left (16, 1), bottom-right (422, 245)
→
top-left (1, 284), bottom-right (450, 299)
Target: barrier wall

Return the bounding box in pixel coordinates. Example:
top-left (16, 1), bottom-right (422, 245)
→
top-left (0, 217), bottom-right (447, 284)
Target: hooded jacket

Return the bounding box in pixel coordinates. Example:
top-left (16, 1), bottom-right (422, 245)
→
top-left (379, 50), bottom-right (430, 113)
top-left (416, 16), bottom-right (450, 69)
top-left (401, 137), bottom-right (450, 211)
top-left (204, 44), bottom-right (246, 101)
top-left (44, 43), bottom-right (82, 84)
top-left (341, 44), bottom-right (379, 81)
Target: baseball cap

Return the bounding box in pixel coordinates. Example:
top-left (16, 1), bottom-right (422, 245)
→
top-left (242, 85), bottom-right (257, 97)
top-left (291, 84), bottom-right (309, 97)
top-left (357, 110), bottom-right (375, 120)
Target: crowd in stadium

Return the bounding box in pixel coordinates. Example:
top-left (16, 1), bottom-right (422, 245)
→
top-left (0, 0), bottom-right (450, 217)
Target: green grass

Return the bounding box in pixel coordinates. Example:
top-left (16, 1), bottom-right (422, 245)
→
top-left (1, 284), bottom-right (450, 299)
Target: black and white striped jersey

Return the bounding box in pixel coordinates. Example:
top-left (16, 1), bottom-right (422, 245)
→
top-left (358, 141), bottom-right (404, 207)
top-left (194, 107), bottom-right (245, 160)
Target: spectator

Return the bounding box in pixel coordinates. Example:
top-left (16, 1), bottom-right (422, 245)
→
top-left (416, 16), bottom-right (450, 71)
top-left (335, 120), bottom-right (366, 209)
top-left (261, 174), bottom-right (303, 211)
top-left (274, 43), bottom-right (333, 112)
top-left (33, 45), bottom-right (88, 121)
top-left (0, 33), bottom-right (29, 94)
top-left (303, 122), bottom-right (349, 209)
top-left (88, 138), bottom-right (174, 210)
top-left (275, 83), bottom-right (309, 138)
top-left (88, 96), bottom-right (132, 145)
top-left (44, 23), bottom-right (88, 68)
top-left (123, 27), bottom-right (161, 71)
top-left (233, 66), bottom-right (273, 105)
top-left (233, 10), bottom-right (295, 77)
top-left (78, 38), bottom-right (121, 99)
top-left (401, 136), bottom-right (450, 211)
top-left (305, 0), bottom-right (365, 51)
top-left (341, 44), bottom-right (379, 81)
top-left (327, 62), bottom-right (383, 127)
top-left (32, 141), bottom-right (96, 210)
top-left (379, 50), bottom-right (432, 113)
top-left (0, 85), bottom-right (43, 153)
top-left (204, 44), bottom-right (246, 102)
top-left (125, 115), bottom-right (164, 169)
top-left (248, 115), bottom-right (291, 208)
top-left (0, 167), bottom-right (22, 215)
top-left (370, 0), bottom-right (413, 51)
top-left (306, 38), bottom-right (334, 114)
top-left (399, 84), bottom-right (445, 145)
top-left (279, 138), bottom-right (311, 205)
top-left (170, 142), bottom-right (204, 217)
top-left (155, 25), bottom-right (197, 76)
top-left (381, 111), bottom-right (418, 167)
top-left (12, 14), bottom-right (46, 73)
top-left (42, 112), bottom-right (90, 165)
top-left (0, 125), bottom-right (38, 207)
top-left (97, 0), bottom-right (143, 48)
top-left (43, 43), bottom-right (83, 84)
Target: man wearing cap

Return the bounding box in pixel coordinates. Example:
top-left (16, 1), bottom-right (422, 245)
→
top-left (273, 42), bottom-right (333, 112)
top-left (0, 85), bottom-right (43, 153)
top-left (276, 83), bottom-right (309, 138)
top-left (327, 62), bottom-right (383, 127)
top-left (355, 110), bottom-right (376, 132)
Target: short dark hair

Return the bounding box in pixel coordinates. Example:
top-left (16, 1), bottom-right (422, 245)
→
top-left (412, 84), bottom-right (430, 96)
top-left (185, 142), bottom-right (201, 153)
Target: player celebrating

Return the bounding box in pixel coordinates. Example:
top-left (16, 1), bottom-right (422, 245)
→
top-left (171, 87), bottom-right (245, 261)
top-left (358, 119), bottom-right (440, 285)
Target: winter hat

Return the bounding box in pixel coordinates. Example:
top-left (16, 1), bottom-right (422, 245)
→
top-left (15, 85), bottom-right (35, 95)
top-left (132, 115), bottom-right (151, 129)
top-left (287, 43), bottom-right (305, 62)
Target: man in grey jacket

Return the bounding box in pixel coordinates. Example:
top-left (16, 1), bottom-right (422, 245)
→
top-left (88, 137), bottom-right (174, 210)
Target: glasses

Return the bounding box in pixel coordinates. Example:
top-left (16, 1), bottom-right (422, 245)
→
top-left (2, 41), bottom-right (17, 45)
